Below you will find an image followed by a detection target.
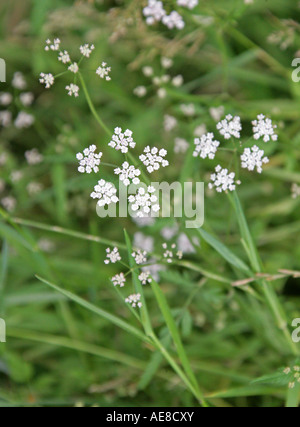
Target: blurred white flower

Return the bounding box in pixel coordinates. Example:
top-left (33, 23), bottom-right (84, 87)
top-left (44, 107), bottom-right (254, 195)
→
top-left (79, 43), bottom-right (95, 58)
top-left (177, 233), bottom-right (197, 254)
top-left (161, 225), bottom-right (179, 240)
top-left (66, 83), bottom-right (80, 97)
top-left (45, 38), bottom-right (61, 51)
top-left (162, 11), bottom-right (185, 30)
top-left (76, 145), bottom-right (102, 174)
top-left (164, 115), bottom-right (177, 132)
top-left (91, 180), bottom-right (119, 207)
top-left (38, 238), bottom-right (55, 253)
top-left (114, 162), bottom-right (141, 186)
top-left (109, 127), bottom-right (136, 154)
top-left (39, 73), bottom-right (55, 89)
top-left (58, 50), bottom-right (71, 64)
top-left (134, 86), bottom-right (147, 98)
top-left (128, 186), bottom-right (160, 218)
top-left (1, 196), bottom-right (16, 212)
top-left (125, 293), bottom-right (142, 308)
top-left (193, 133), bottom-right (220, 160)
top-left (157, 88), bottom-right (167, 99)
top-left (161, 57), bottom-right (173, 69)
top-left (174, 138), bottom-right (189, 154)
top-left (96, 62), bottom-right (111, 81)
top-left (12, 72), bottom-right (27, 90)
top-left (291, 183), bottom-right (300, 199)
top-left (132, 249), bottom-right (148, 265)
top-left (0, 111), bottom-right (12, 127)
top-left (139, 146), bottom-right (169, 173)
top-left (14, 111), bottom-right (35, 129)
top-left (105, 247), bottom-right (121, 265)
top-left (143, 0), bottom-right (166, 26)
top-left (20, 92), bottom-right (34, 107)
top-left (172, 75), bottom-right (184, 87)
top-left (142, 66), bottom-right (154, 77)
top-left (139, 271), bottom-right (152, 285)
top-left (180, 103), bottom-right (195, 116)
top-left (252, 114), bottom-right (278, 142)
top-left (209, 165), bottom-right (238, 193)
top-left (0, 93), bottom-right (12, 106)
top-left (112, 273), bottom-right (126, 287)
top-left (210, 106), bottom-right (225, 122)
top-left (194, 124), bottom-right (207, 137)
top-left (133, 232), bottom-right (154, 252)
top-left (177, 0), bottom-right (198, 9)
top-left (27, 182), bottom-right (43, 196)
top-left (241, 146), bottom-right (269, 173)
top-left (217, 114), bottom-right (242, 140)
top-left (25, 149), bottom-right (43, 165)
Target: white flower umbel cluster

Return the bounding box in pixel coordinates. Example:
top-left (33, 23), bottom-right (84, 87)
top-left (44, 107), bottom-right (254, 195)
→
top-left (91, 180), bottom-right (119, 207)
top-left (109, 127), bottom-right (136, 154)
top-left (291, 183), bottom-right (300, 199)
top-left (76, 145), bottom-right (103, 174)
top-left (139, 147), bottom-right (169, 173)
top-left (15, 112), bottom-right (35, 129)
top-left (125, 293), bottom-right (142, 308)
top-left (143, 0), bottom-right (185, 30)
top-left (45, 38), bottom-right (61, 51)
top-left (105, 247), bottom-right (122, 265)
top-left (79, 43), bottom-right (95, 58)
top-left (58, 50), bottom-right (71, 64)
top-left (66, 83), bottom-right (80, 97)
top-left (25, 149), bottom-right (43, 165)
top-left (216, 114), bottom-right (242, 140)
top-left (138, 271), bottom-right (152, 285)
top-left (96, 62), bottom-right (111, 81)
top-left (132, 250), bottom-right (148, 265)
top-left (39, 73), bottom-right (55, 89)
top-left (252, 114), bottom-right (278, 142)
top-left (209, 166), bottom-right (239, 193)
top-left (112, 273), bottom-right (126, 287)
top-left (193, 133), bottom-right (220, 160)
top-left (128, 186), bottom-right (160, 218)
top-left (177, 0), bottom-right (198, 9)
top-left (241, 146), bottom-right (269, 173)
top-left (114, 162), bottom-right (141, 186)
top-left (174, 138), bottom-right (189, 154)
top-left (162, 243), bottom-right (183, 264)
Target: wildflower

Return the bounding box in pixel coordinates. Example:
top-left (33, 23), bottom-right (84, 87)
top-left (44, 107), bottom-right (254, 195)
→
top-left (14, 112), bottom-right (35, 129)
top-left (12, 72), bottom-right (27, 90)
top-left (217, 114), bottom-right (242, 140)
top-left (125, 293), bottom-right (142, 308)
top-left (193, 133), bottom-right (220, 160)
top-left (174, 138), bottom-right (189, 154)
top-left (133, 232), bottom-right (154, 252)
top-left (112, 273), bottom-right (126, 287)
top-left (0, 152), bottom-right (8, 166)
top-left (91, 179), bottom-right (119, 207)
top-left (128, 186), bottom-right (160, 218)
top-left (96, 62), bottom-right (111, 81)
top-left (288, 382), bottom-right (295, 389)
top-left (209, 165), bottom-right (239, 193)
top-left (162, 243), bottom-right (183, 263)
top-left (164, 115), bottom-right (177, 132)
top-left (142, 66), bottom-right (154, 77)
top-left (143, 0), bottom-right (166, 26)
top-left (177, 0), bottom-right (199, 9)
top-left (109, 127), bottom-right (136, 154)
top-left (241, 146), bottom-right (269, 173)
top-left (157, 88), bottom-right (167, 98)
top-left (283, 367), bottom-right (291, 375)
top-left (194, 124), bottom-right (207, 137)
top-left (177, 233), bottom-right (197, 254)
top-left (210, 106), bottom-right (225, 122)
top-left (132, 250), bottom-right (148, 265)
top-left (142, 262), bottom-right (165, 282)
top-left (133, 215), bottom-right (156, 227)
top-left (25, 149), bottom-right (43, 165)
top-left (20, 92), bottom-right (34, 107)
top-left (134, 86), bottom-right (147, 98)
top-left (1, 196), bottom-right (16, 212)
top-left (58, 50), bottom-right (71, 64)
top-left (79, 43), bottom-right (95, 58)
top-left (114, 162), bottom-right (141, 186)
top-left (39, 73), bottom-right (55, 89)
top-left (291, 183), bottom-right (300, 199)
top-left (0, 111), bottom-right (12, 127)
top-left (180, 103), bottom-right (195, 117)
top-left (161, 57), bottom-right (173, 69)
top-left (27, 182), bottom-right (43, 196)
top-left (162, 11), bottom-right (185, 30)
top-left (104, 247), bottom-right (121, 265)
top-left (161, 225), bottom-right (179, 241)
top-left (172, 75), bottom-right (184, 87)
top-left (66, 83), bottom-right (80, 97)
top-left (45, 38), bottom-right (61, 51)
top-left (252, 114), bottom-right (278, 142)
top-left (139, 272), bottom-right (152, 285)
top-left (0, 93), bottom-right (12, 106)
top-left (38, 238), bottom-right (55, 253)
top-left (76, 145), bottom-right (103, 174)
top-left (139, 146), bottom-right (169, 173)
top-left (68, 63), bottom-right (79, 74)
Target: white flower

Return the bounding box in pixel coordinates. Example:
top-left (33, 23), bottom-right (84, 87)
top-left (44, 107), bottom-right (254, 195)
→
top-left (142, 66), bottom-right (154, 77)
top-left (76, 145), bottom-right (103, 174)
top-left (0, 93), bottom-right (12, 106)
top-left (133, 215), bottom-right (156, 227)
top-left (157, 88), bottom-right (167, 99)
top-left (177, 0), bottom-right (198, 9)
top-left (125, 293), bottom-right (142, 308)
top-left (164, 115), bottom-right (177, 132)
top-left (194, 124), bottom-right (207, 137)
top-left (172, 75), bottom-right (184, 87)
top-left (162, 11), bottom-right (185, 30)
top-left (210, 106), bottom-right (225, 122)
top-left (139, 272), bottom-right (152, 285)
top-left (161, 225), bottom-right (179, 240)
top-left (174, 138), bottom-right (189, 154)
top-left (128, 186), bottom-right (160, 218)
top-left (68, 63), bottom-right (79, 74)
top-left (20, 92), bottom-right (34, 107)
top-left (0, 111), bottom-right (12, 128)
top-left (241, 146), bottom-right (269, 173)
top-left (162, 243), bottom-right (183, 264)
top-left (180, 103), bottom-right (195, 116)
top-left (139, 146), bottom-right (169, 173)
top-left (142, 262), bottom-right (165, 282)
top-left (133, 232), bottom-right (154, 252)
top-left (208, 165), bottom-right (238, 193)
top-left (109, 127), bottom-right (136, 154)
top-left (45, 38), bottom-right (61, 51)
top-left (193, 133), bottom-right (220, 159)
top-left (1, 196), bottom-right (16, 212)
top-left (252, 114), bottom-right (278, 142)
top-left (91, 179), bottom-right (119, 207)
top-left (79, 43), bottom-right (95, 58)
top-left (105, 247), bottom-right (121, 265)
top-left (143, 0), bottom-right (166, 26)
top-left (216, 114), bottom-right (242, 139)
top-left (161, 57), bottom-right (173, 69)
top-left (38, 238), bottom-right (55, 253)
top-left (112, 273), bottom-right (126, 287)
top-left (27, 182), bottom-right (43, 196)
top-left (96, 62), bottom-right (111, 81)
top-left (25, 149), bottom-right (43, 165)
top-left (39, 73), bottom-right (55, 89)
top-left (114, 162), bottom-right (141, 186)
top-left (10, 171), bottom-right (23, 183)
top-left (177, 233), bottom-right (197, 254)
top-left (132, 250), bottom-right (148, 265)
top-left (14, 112), bottom-right (35, 129)
top-left (12, 72), bottom-right (27, 90)
top-left (66, 83), bottom-right (79, 97)
top-left (58, 50), bottom-right (71, 64)
top-left (134, 86), bottom-right (147, 97)
top-left (291, 183), bottom-right (300, 199)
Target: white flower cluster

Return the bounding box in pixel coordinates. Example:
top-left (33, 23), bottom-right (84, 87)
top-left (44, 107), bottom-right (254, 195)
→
top-left (45, 38), bottom-right (61, 51)
top-left (216, 114), bottom-right (242, 140)
top-left (283, 365), bottom-right (300, 390)
top-left (112, 273), bottom-right (126, 287)
top-left (76, 145), bottom-right (103, 174)
top-left (252, 114), bottom-right (278, 142)
top-left (25, 149), bottom-right (43, 165)
top-left (143, 0), bottom-right (185, 30)
top-left (132, 250), bottom-right (148, 265)
top-left (105, 247), bottom-right (122, 265)
top-left (96, 62), bottom-right (112, 81)
top-left (114, 162), bottom-right (141, 186)
top-left (162, 11), bottom-right (185, 30)
top-left (162, 243), bottom-right (183, 264)
top-left (138, 271), bottom-right (152, 285)
top-left (241, 146), bottom-right (269, 173)
top-left (193, 133), bottom-right (220, 160)
top-left (139, 147), bottom-right (169, 173)
top-left (66, 83), bottom-right (80, 97)
top-left (209, 166), bottom-right (239, 193)
top-left (80, 43), bottom-right (95, 58)
top-left (291, 183), bottom-right (300, 199)
top-left (109, 127), bottom-right (136, 154)
top-left (125, 293), bottom-right (142, 308)
top-left (91, 180), bottom-right (119, 207)
top-left (39, 73), bottom-right (55, 89)
top-left (177, 0), bottom-right (198, 9)
top-left (128, 186), bottom-right (160, 218)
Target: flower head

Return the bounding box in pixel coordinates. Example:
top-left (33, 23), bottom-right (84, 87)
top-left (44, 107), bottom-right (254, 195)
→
top-left (109, 127), bottom-right (136, 154)
top-left (252, 114), bottom-right (278, 142)
top-left (162, 243), bottom-right (183, 264)
top-left (162, 11), bottom-right (185, 30)
top-left (112, 273), bottom-right (126, 287)
top-left (132, 250), bottom-right (148, 265)
top-left (177, 0), bottom-right (198, 9)
top-left (139, 147), bottom-right (169, 173)
top-left (96, 62), bottom-right (111, 81)
top-left (125, 293), bottom-right (142, 308)
top-left (45, 38), bottom-right (61, 51)
top-left (14, 112), bottom-right (35, 129)
top-left (114, 162), bottom-right (141, 186)
top-left (0, 93), bottom-right (13, 106)
top-left (105, 247), bottom-right (121, 265)
top-left (68, 63), bottom-right (79, 74)
top-left (39, 73), bottom-right (55, 89)
top-left (128, 186), bottom-right (160, 218)
top-left (139, 272), bottom-right (152, 285)
top-left (193, 133), bottom-right (220, 160)
top-left (66, 83), bottom-right (80, 97)
top-left (76, 145), bottom-right (103, 174)
top-left (25, 149), bottom-right (43, 165)
top-left (143, 0), bottom-right (166, 25)
top-left (241, 146), bottom-right (269, 173)
top-left (91, 179), bottom-right (119, 207)
top-left (58, 50), bottom-right (71, 64)
top-left (216, 114), bottom-right (242, 140)
top-left (80, 43), bottom-right (95, 58)
top-left (209, 165), bottom-right (239, 193)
